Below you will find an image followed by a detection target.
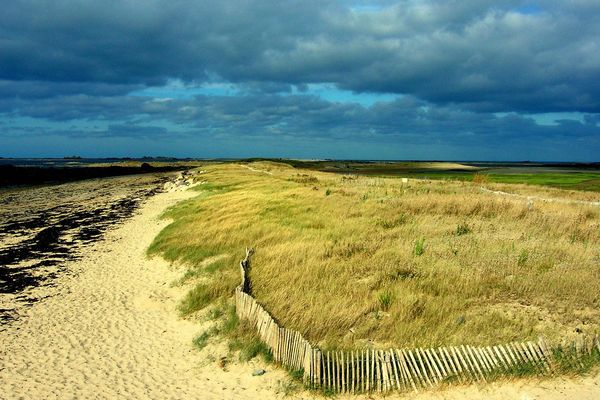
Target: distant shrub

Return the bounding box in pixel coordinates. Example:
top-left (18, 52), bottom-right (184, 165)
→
top-left (413, 238), bottom-right (425, 256)
top-left (290, 174), bottom-right (318, 184)
top-left (387, 266), bottom-right (418, 281)
top-left (455, 223), bottom-right (471, 236)
top-left (517, 249), bottom-right (529, 266)
top-left (472, 173), bottom-right (490, 184)
top-left (378, 290), bottom-right (394, 311)
top-left (325, 188), bottom-right (332, 196)
top-left (376, 213), bottom-right (407, 229)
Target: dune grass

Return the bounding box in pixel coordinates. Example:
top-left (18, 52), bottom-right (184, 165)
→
top-left (149, 161), bottom-right (600, 351)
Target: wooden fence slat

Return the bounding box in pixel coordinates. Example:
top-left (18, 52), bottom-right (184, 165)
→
top-left (450, 347), bottom-right (468, 381)
top-left (492, 345), bottom-right (509, 371)
top-left (475, 347), bottom-right (491, 373)
top-left (467, 346), bottom-right (487, 377)
top-left (350, 351), bottom-right (354, 394)
top-left (327, 351), bottom-right (332, 391)
top-left (291, 331), bottom-right (297, 369)
top-left (441, 347), bottom-right (457, 379)
top-left (510, 342), bottom-right (525, 363)
top-left (397, 349), bottom-right (418, 392)
top-left (436, 347), bottom-right (451, 379)
top-left (316, 347), bottom-right (321, 387)
top-left (360, 349), bottom-right (364, 393)
top-left (464, 345), bottom-right (485, 381)
top-left (382, 351), bottom-right (391, 392)
top-left (424, 349), bottom-right (442, 382)
top-left (482, 347), bottom-right (495, 372)
top-left (529, 341), bottom-right (550, 372)
top-left (498, 344), bottom-right (514, 368)
top-left (312, 349), bottom-right (317, 388)
top-left (377, 351), bottom-right (384, 392)
top-left (371, 349), bottom-right (375, 392)
top-left (415, 348), bottom-right (434, 386)
top-left (364, 349), bottom-right (368, 393)
top-left (517, 342), bottom-right (535, 365)
top-left (371, 349), bottom-right (376, 392)
top-left (296, 332), bottom-right (301, 366)
top-left (406, 349), bottom-right (426, 388)
top-left (282, 329), bottom-right (288, 365)
top-left (341, 350), bottom-right (346, 393)
top-left (505, 343), bottom-right (520, 365)
top-left (389, 349), bottom-right (401, 391)
top-left (537, 337), bottom-right (554, 370)
top-left (375, 350), bottom-right (381, 392)
top-left (366, 349), bottom-right (370, 392)
top-left (431, 348), bottom-right (447, 378)
top-left (338, 350), bottom-right (342, 393)
top-left (394, 349), bottom-right (408, 391)
top-left (285, 330), bottom-right (292, 367)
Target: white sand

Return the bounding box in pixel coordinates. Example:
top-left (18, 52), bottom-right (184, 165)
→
top-left (1, 188), bottom-right (598, 400)
top-left (0, 190), bottom-right (291, 399)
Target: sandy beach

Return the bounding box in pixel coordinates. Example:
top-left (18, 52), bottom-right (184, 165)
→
top-left (1, 186), bottom-right (598, 400)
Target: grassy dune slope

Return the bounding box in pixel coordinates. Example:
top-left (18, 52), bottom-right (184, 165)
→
top-left (149, 162), bottom-right (600, 350)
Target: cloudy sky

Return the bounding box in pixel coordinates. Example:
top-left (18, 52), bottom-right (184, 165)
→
top-left (1, 0), bottom-right (599, 160)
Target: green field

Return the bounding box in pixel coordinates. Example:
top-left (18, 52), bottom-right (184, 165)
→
top-left (149, 161), bottom-right (600, 354)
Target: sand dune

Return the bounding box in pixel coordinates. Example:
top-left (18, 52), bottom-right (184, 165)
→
top-left (1, 187), bottom-right (598, 399)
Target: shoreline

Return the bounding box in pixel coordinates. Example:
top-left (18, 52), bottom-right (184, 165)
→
top-left (0, 185), bottom-right (597, 399)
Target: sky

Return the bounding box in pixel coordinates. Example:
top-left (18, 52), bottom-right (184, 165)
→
top-left (1, 0), bottom-right (599, 161)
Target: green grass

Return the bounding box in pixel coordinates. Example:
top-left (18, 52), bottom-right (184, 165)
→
top-left (192, 331), bottom-right (212, 350)
top-left (150, 162), bottom-right (600, 351)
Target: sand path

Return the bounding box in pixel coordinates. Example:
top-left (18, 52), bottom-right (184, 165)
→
top-left (0, 189), bottom-right (290, 399)
top-left (1, 188), bottom-right (598, 400)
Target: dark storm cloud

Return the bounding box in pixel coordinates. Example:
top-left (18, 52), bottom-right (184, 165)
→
top-left (1, 1), bottom-right (600, 112)
top-left (3, 92), bottom-right (598, 154)
top-left (0, 80), bottom-right (141, 99)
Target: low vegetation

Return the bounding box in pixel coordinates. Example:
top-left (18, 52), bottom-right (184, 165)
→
top-left (149, 161), bottom-right (600, 353)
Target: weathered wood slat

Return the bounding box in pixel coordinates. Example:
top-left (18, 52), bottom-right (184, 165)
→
top-left (407, 349), bottom-right (427, 388)
top-left (492, 345), bottom-right (509, 371)
top-left (436, 347), bottom-right (451, 379)
top-left (397, 349), bottom-right (418, 392)
top-left (442, 347), bottom-right (459, 380)
top-left (464, 345), bottom-right (481, 380)
top-left (415, 348), bottom-right (434, 386)
top-left (389, 348), bottom-right (401, 391)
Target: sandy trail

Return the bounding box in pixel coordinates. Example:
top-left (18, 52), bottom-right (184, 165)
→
top-left (1, 188), bottom-right (598, 400)
top-left (0, 189), bottom-right (290, 399)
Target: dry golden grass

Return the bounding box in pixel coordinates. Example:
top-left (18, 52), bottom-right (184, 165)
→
top-left (149, 161), bottom-right (600, 350)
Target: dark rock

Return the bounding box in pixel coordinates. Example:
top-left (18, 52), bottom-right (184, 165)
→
top-left (34, 227), bottom-right (60, 247)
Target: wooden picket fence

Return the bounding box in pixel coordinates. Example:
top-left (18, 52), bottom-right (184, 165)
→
top-left (235, 248), bottom-right (600, 394)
